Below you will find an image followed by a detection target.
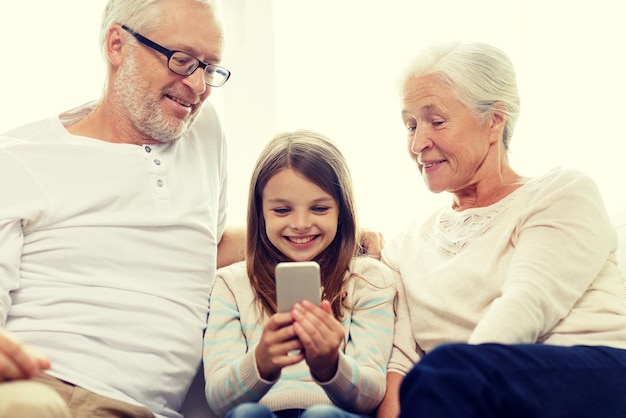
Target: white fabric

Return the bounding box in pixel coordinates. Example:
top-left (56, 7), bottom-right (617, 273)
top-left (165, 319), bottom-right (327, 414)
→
top-left (610, 211), bottom-right (626, 296)
top-left (0, 102), bottom-right (228, 418)
top-left (384, 167), bottom-right (626, 374)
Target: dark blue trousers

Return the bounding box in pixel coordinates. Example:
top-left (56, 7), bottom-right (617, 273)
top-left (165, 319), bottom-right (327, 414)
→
top-left (399, 343), bottom-right (626, 418)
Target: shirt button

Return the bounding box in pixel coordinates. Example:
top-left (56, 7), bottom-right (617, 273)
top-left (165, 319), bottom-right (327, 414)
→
top-left (156, 179), bottom-right (164, 187)
top-left (145, 145), bottom-right (152, 153)
top-left (154, 159), bottom-right (161, 165)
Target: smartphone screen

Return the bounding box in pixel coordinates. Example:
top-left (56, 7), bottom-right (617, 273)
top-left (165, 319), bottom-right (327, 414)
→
top-left (275, 261), bottom-right (321, 312)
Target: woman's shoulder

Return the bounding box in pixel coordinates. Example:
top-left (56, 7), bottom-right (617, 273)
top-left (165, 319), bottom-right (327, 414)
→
top-left (520, 167), bottom-right (603, 209)
top-left (531, 167), bottom-right (598, 190)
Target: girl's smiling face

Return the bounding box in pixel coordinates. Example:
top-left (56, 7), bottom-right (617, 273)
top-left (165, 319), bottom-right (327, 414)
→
top-left (262, 168), bottom-right (339, 262)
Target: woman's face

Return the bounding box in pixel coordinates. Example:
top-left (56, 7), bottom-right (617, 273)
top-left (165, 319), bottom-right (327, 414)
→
top-left (262, 168), bottom-right (339, 262)
top-left (401, 75), bottom-right (501, 195)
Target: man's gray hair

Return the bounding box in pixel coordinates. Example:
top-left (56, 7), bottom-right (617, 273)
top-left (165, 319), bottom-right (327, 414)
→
top-left (99, 0), bottom-right (219, 57)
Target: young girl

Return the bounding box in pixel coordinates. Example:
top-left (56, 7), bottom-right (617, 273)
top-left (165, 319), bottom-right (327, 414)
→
top-left (203, 130), bottom-right (395, 418)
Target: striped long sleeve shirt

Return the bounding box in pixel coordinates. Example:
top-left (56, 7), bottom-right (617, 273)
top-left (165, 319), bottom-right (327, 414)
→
top-left (203, 257), bottom-right (396, 417)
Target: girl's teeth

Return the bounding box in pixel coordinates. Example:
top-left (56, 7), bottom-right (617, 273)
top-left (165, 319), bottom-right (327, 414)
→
top-left (290, 236), bottom-right (314, 244)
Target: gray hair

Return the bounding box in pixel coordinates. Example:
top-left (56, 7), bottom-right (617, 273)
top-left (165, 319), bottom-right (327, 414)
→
top-left (99, 0), bottom-right (219, 57)
top-left (399, 41), bottom-right (521, 150)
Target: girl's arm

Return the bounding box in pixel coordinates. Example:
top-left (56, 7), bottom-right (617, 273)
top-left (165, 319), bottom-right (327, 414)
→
top-left (298, 259), bottom-right (397, 414)
top-left (204, 267), bottom-right (305, 416)
top-left (203, 271), bottom-right (273, 416)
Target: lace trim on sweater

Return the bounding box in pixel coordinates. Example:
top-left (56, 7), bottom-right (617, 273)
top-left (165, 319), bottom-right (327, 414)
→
top-left (426, 180), bottom-right (541, 257)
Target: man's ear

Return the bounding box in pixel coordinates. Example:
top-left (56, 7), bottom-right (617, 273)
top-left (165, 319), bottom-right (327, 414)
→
top-left (105, 24), bottom-right (126, 67)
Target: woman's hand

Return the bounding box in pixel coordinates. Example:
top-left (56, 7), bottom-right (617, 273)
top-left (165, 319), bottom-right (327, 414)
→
top-left (254, 311), bottom-right (305, 381)
top-left (291, 300), bottom-right (344, 382)
top-left (359, 228), bottom-right (385, 260)
top-left (0, 328), bottom-right (50, 382)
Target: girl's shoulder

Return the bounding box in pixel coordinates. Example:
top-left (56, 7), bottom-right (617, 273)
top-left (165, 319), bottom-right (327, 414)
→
top-left (349, 256), bottom-right (395, 287)
top-left (342, 257), bottom-right (397, 308)
top-left (215, 260), bottom-right (248, 284)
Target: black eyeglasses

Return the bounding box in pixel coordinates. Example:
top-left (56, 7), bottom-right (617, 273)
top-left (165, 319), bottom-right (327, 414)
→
top-left (121, 25), bottom-right (230, 87)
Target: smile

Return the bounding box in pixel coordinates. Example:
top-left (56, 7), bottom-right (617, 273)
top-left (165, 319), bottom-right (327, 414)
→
top-left (166, 94), bottom-right (193, 107)
top-left (421, 160), bottom-right (446, 169)
top-left (287, 235), bottom-right (317, 244)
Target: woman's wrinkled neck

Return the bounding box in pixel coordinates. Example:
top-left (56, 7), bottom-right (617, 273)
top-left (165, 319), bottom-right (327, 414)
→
top-left (452, 167), bottom-right (527, 211)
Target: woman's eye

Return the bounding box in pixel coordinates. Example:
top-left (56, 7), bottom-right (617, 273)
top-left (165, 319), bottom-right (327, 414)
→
top-left (406, 124), bottom-right (416, 133)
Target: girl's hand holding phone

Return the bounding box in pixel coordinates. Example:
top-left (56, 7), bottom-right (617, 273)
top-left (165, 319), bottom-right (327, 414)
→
top-left (291, 300), bottom-right (344, 382)
top-left (254, 311), bottom-right (305, 381)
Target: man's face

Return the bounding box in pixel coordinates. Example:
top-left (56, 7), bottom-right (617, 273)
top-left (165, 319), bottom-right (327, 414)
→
top-left (113, 0), bottom-right (224, 143)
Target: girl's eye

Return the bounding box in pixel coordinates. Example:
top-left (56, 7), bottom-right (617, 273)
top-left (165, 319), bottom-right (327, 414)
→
top-left (272, 207), bottom-right (290, 215)
top-left (312, 206), bottom-right (330, 213)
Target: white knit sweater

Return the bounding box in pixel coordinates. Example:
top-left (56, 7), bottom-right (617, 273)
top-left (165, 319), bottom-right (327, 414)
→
top-left (385, 167), bottom-right (626, 375)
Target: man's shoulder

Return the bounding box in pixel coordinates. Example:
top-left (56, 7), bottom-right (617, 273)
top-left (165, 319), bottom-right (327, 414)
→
top-left (1, 117), bottom-right (60, 145)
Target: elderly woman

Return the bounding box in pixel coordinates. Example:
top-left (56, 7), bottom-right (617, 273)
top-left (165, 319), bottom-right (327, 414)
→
top-left (378, 41), bottom-right (626, 418)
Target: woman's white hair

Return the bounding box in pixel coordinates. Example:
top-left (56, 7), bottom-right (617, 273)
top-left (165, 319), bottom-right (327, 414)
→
top-left (399, 41), bottom-right (521, 150)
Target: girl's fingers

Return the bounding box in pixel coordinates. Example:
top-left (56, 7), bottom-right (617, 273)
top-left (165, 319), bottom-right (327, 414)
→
top-left (267, 312), bottom-right (295, 330)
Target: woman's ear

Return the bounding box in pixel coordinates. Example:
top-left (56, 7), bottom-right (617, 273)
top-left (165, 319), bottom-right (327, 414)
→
top-left (488, 102), bottom-right (507, 144)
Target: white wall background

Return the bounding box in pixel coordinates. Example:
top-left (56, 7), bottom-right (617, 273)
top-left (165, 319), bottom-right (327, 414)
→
top-left (2, 1), bottom-right (625, 239)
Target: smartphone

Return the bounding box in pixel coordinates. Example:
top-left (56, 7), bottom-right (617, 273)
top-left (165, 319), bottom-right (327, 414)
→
top-left (275, 261), bottom-right (321, 312)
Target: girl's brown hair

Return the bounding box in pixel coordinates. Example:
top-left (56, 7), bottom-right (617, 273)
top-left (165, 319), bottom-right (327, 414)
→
top-left (245, 130), bottom-right (359, 319)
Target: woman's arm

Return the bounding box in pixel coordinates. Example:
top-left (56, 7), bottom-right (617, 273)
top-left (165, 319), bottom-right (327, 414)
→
top-left (471, 170), bottom-right (617, 344)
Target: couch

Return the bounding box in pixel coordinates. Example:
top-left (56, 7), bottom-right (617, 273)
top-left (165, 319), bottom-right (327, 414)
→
top-left (181, 365), bottom-right (211, 418)
top-left (180, 213), bottom-right (626, 417)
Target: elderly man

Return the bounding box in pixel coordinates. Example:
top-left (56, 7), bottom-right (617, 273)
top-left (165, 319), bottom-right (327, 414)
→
top-left (0, 0), bottom-right (238, 416)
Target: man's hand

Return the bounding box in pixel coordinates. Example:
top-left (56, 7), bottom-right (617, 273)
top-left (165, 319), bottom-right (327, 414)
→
top-left (217, 226), bottom-right (246, 268)
top-left (0, 328), bottom-right (50, 382)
